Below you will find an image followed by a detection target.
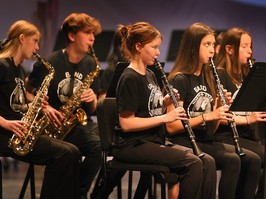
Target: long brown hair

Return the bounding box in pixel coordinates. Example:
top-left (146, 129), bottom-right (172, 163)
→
top-left (215, 27), bottom-right (252, 85)
top-left (168, 22), bottom-right (217, 100)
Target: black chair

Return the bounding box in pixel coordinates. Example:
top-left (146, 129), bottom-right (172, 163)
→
top-left (95, 97), bottom-right (170, 199)
top-left (0, 157), bottom-right (36, 199)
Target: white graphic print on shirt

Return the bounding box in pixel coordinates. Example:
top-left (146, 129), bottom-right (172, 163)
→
top-left (148, 83), bottom-right (163, 116)
top-left (10, 77), bottom-right (27, 113)
top-left (188, 84), bottom-right (213, 118)
top-left (57, 71), bottom-right (83, 103)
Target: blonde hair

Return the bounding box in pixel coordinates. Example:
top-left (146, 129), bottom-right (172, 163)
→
top-left (0, 20), bottom-right (40, 58)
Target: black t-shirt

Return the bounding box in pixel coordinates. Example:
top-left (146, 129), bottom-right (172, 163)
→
top-left (114, 67), bottom-right (165, 148)
top-left (28, 50), bottom-right (100, 114)
top-left (216, 69), bottom-right (238, 96)
top-left (0, 58), bottom-right (27, 135)
top-left (169, 73), bottom-right (214, 142)
top-left (0, 58), bottom-right (27, 120)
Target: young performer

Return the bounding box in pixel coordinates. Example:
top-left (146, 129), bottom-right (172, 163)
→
top-left (214, 27), bottom-right (266, 199)
top-left (112, 21), bottom-right (217, 199)
top-left (166, 22), bottom-right (261, 199)
top-left (0, 20), bottom-right (80, 199)
top-left (26, 13), bottom-right (102, 199)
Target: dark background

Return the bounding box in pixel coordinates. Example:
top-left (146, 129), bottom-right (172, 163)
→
top-left (1, 0), bottom-right (265, 71)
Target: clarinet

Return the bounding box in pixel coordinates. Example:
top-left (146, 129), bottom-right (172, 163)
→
top-left (210, 58), bottom-right (245, 157)
top-left (154, 59), bottom-right (205, 158)
top-left (248, 58), bottom-right (253, 68)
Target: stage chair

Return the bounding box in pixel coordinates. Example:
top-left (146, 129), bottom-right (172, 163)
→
top-left (95, 97), bottom-right (170, 199)
top-left (0, 156), bottom-right (36, 199)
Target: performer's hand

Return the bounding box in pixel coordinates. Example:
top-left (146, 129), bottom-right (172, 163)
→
top-left (163, 89), bottom-right (179, 107)
top-left (42, 105), bottom-right (63, 127)
top-left (41, 95), bottom-right (49, 109)
top-left (211, 105), bottom-right (234, 121)
top-left (223, 89), bottom-right (233, 105)
top-left (248, 112), bottom-right (266, 123)
top-left (80, 88), bottom-right (97, 103)
top-left (216, 89), bottom-right (232, 107)
top-left (0, 117), bottom-right (28, 137)
top-left (163, 107), bottom-right (187, 123)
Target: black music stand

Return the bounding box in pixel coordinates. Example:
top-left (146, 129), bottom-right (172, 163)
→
top-left (106, 62), bottom-right (128, 98)
top-left (230, 62), bottom-right (266, 111)
top-left (230, 62), bottom-right (266, 199)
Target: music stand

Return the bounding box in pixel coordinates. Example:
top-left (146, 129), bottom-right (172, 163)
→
top-left (230, 62), bottom-right (266, 111)
top-left (106, 62), bottom-right (165, 97)
top-left (106, 62), bottom-right (128, 97)
top-left (229, 62), bottom-right (266, 199)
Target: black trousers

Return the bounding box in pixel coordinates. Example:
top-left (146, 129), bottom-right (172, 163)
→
top-left (112, 141), bottom-right (204, 199)
top-left (215, 131), bottom-right (265, 198)
top-left (171, 135), bottom-right (261, 199)
top-left (64, 120), bottom-right (102, 195)
top-left (0, 132), bottom-right (81, 199)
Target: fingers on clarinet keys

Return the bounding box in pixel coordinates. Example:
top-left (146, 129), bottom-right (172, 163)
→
top-left (224, 116), bottom-right (234, 122)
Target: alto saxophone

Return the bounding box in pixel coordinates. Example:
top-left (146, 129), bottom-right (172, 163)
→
top-left (43, 46), bottom-right (100, 140)
top-left (8, 53), bottom-right (55, 156)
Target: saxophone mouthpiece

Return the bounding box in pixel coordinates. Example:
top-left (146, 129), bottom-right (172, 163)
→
top-left (89, 45), bottom-right (95, 55)
top-left (33, 52), bottom-right (41, 61)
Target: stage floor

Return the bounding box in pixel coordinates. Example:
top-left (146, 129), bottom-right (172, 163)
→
top-left (2, 158), bottom-right (221, 199)
top-left (1, 158), bottom-right (148, 199)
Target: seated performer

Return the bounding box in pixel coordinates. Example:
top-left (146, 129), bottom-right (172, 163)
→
top-left (112, 21), bottom-right (215, 199)
top-left (0, 20), bottom-right (80, 199)
top-left (25, 13), bottom-right (103, 199)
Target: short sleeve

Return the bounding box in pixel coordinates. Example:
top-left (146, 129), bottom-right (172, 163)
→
top-left (169, 74), bottom-right (189, 101)
top-left (116, 75), bottom-right (139, 113)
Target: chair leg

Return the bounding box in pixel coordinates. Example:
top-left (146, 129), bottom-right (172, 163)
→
top-left (127, 171), bottom-right (133, 199)
top-left (153, 179), bottom-right (157, 198)
top-left (91, 167), bottom-right (126, 199)
top-left (0, 159), bottom-right (3, 199)
top-left (29, 164), bottom-right (35, 199)
top-left (152, 173), bottom-right (167, 199)
top-left (161, 181), bottom-right (166, 199)
top-left (19, 163), bottom-right (35, 199)
top-left (117, 179), bottom-right (122, 199)
top-left (148, 176), bottom-right (153, 199)
top-left (134, 172), bottom-right (151, 199)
